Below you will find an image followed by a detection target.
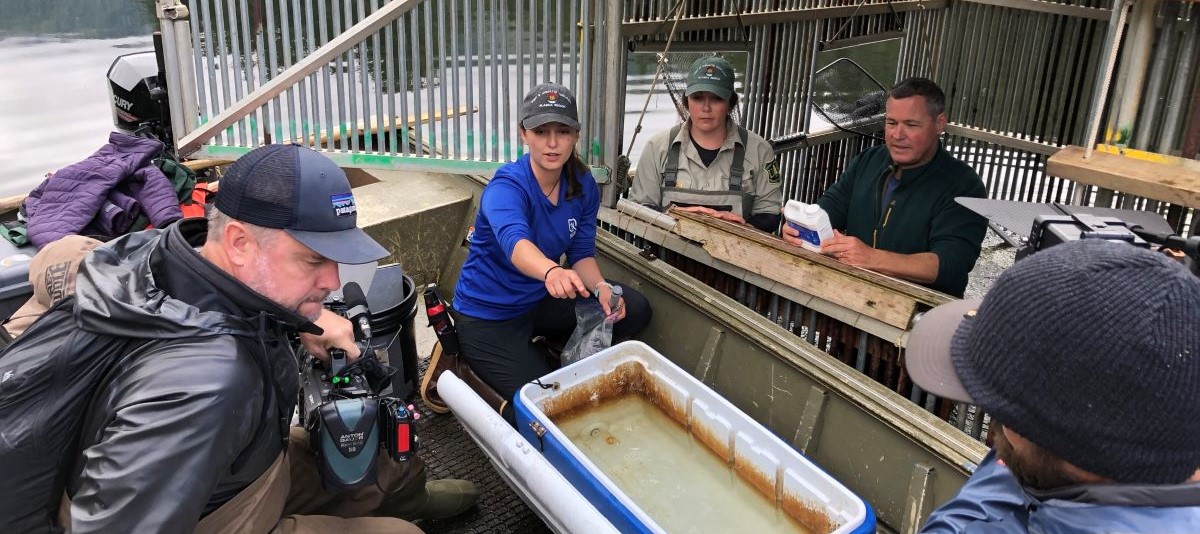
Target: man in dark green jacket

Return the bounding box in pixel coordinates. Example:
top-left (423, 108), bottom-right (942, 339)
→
top-left (783, 77), bottom-right (987, 297)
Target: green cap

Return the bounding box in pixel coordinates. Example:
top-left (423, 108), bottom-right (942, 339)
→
top-left (685, 56), bottom-right (735, 101)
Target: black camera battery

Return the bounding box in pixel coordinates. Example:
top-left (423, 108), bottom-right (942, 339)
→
top-left (1018, 213), bottom-right (1149, 261)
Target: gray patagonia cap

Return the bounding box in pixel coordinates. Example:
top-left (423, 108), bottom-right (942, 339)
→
top-left (685, 56), bottom-right (735, 101)
top-left (520, 83), bottom-right (580, 130)
top-left (214, 144), bottom-right (389, 265)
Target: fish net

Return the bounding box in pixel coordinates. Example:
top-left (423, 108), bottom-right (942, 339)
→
top-left (810, 57), bottom-right (888, 137)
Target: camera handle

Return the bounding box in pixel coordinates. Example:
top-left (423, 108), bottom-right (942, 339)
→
top-left (1130, 227), bottom-right (1200, 276)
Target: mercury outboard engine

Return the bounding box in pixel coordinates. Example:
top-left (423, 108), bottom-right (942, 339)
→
top-left (106, 33), bottom-right (173, 150)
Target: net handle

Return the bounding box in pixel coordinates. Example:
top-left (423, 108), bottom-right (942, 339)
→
top-left (626, 0), bottom-right (687, 155)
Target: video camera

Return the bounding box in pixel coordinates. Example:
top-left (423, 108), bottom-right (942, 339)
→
top-left (297, 282), bottom-right (420, 490)
top-left (957, 198), bottom-right (1199, 276)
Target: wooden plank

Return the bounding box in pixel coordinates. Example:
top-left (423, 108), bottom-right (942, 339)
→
top-left (301, 106), bottom-right (476, 146)
top-left (183, 159), bottom-right (232, 172)
top-left (1046, 145), bottom-right (1200, 208)
top-left (960, 0), bottom-right (1110, 21)
top-left (669, 209), bottom-right (951, 330)
top-left (1, 195), bottom-right (23, 214)
top-left (945, 123), bottom-right (1060, 156)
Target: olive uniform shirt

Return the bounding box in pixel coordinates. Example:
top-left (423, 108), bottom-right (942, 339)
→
top-left (630, 118), bottom-right (782, 231)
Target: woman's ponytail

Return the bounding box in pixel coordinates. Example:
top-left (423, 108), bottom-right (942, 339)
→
top-left (564, 149), bottom-right (587, 200)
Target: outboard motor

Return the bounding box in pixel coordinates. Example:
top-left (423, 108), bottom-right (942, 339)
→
top-left (106, 33), bottom-right (173, 150)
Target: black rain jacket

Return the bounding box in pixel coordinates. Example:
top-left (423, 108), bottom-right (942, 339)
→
top-left (0, 218), bottom-right (314, 533)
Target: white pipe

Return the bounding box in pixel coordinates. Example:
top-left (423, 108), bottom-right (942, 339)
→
top-left (171, 14), bottom-right (199, 136)
top-left (438, 372), bottom-right (619, 534)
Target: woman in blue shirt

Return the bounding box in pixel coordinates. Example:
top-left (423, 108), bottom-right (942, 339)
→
top-left (452, 83), bottom-right (651, 421)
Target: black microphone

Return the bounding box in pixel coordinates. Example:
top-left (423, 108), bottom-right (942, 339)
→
top-left (342, 282), bottom-right (372, 341)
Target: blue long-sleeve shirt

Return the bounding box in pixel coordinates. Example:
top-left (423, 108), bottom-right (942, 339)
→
top-left (453, 154), bottom-right (599, 320)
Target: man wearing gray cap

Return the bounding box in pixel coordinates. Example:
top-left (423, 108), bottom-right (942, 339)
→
top-left (905, 239), bottom-right (1200, 532)
top-left (630, 56), bottom-right (783, 233)
top-left (0, 144), bottom-right (475, 533)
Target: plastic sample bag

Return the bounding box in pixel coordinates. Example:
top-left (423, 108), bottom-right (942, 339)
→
top-left (560, 286), bottom-right (623, 366)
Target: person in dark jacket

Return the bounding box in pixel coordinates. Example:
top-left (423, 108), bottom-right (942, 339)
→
top-left (905, 239), bottom-right (1200, 533)
top-left (782, 78), bottom-right (987, 297)
top-left (0, 145), bottom-right (475, 533)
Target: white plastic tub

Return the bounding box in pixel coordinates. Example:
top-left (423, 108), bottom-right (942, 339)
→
top-left (515, 341), bottom-right (874, 534)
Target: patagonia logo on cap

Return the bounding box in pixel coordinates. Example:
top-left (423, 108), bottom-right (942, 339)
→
top-left (331, 192), bottom-right (357, 217)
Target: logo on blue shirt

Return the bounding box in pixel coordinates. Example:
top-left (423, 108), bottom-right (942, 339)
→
top-left (568, 218), bottom-right (577, 239)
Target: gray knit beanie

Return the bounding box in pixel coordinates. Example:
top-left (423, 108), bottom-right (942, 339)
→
top-left (909, 239), bottom-right (1200, 484)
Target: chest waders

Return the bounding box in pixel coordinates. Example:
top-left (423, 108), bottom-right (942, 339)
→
top-left (660, 124), bottom-right (754, 220)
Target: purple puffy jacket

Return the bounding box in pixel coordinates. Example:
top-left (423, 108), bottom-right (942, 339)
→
top-left (25, 132), bottom-right (183, 249)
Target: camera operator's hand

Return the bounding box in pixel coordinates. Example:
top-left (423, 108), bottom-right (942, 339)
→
top-left (300, 308), bottom-right (361, 364)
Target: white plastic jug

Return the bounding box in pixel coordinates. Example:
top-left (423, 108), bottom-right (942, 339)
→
top-left (783, 200), bottom-right (833, 253)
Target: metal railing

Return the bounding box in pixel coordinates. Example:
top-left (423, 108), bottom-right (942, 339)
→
top-left (621, 0), bottom-right (1196, 237)
top-left (164, 0), bottom-right (619, 175)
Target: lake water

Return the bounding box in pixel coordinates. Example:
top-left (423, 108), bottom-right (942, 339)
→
top-left (0, 0), bottom-right (157, 198)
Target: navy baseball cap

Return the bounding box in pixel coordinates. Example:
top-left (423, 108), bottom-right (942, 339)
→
top-left (214, 144), bottom-right (389, 264)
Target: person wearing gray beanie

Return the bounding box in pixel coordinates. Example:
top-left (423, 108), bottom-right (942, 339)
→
top-left (905, 238), bottom-right (1200, 533)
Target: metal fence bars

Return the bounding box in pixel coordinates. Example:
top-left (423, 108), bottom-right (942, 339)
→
top-left (173, 0), bottom-right (619, 175)
top-left (615, 0), bottom-right (1197, 444)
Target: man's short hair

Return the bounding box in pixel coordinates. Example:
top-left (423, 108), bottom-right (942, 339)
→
top-left (206, 206), bottom-right (280, 246)
top-left (888, 77), bottom-right (945, 118)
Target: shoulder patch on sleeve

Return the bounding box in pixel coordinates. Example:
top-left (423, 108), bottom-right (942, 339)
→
top-left (764, 159), bottom-right (781, 183)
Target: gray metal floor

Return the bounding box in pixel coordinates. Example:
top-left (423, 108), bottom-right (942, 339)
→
top-left (409, 309), bottom-right (552, 534)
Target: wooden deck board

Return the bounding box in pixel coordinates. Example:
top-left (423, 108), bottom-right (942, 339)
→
top-left (1047, 145), bottom-right (1200, 209)
top-left (668, 209), bottom-right (952, 330)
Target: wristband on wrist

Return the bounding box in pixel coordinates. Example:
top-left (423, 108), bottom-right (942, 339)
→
top-left (595, 281), bottom-right (612, 294)
top-left (543, 265), bottom-right (562, 281)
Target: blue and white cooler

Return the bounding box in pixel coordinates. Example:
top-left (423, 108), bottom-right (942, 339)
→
top-left (516, 341), bottom-right (875, 534)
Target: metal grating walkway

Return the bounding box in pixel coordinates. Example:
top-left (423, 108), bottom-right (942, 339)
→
top-left (410, 349), bottom-right (552, 534)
